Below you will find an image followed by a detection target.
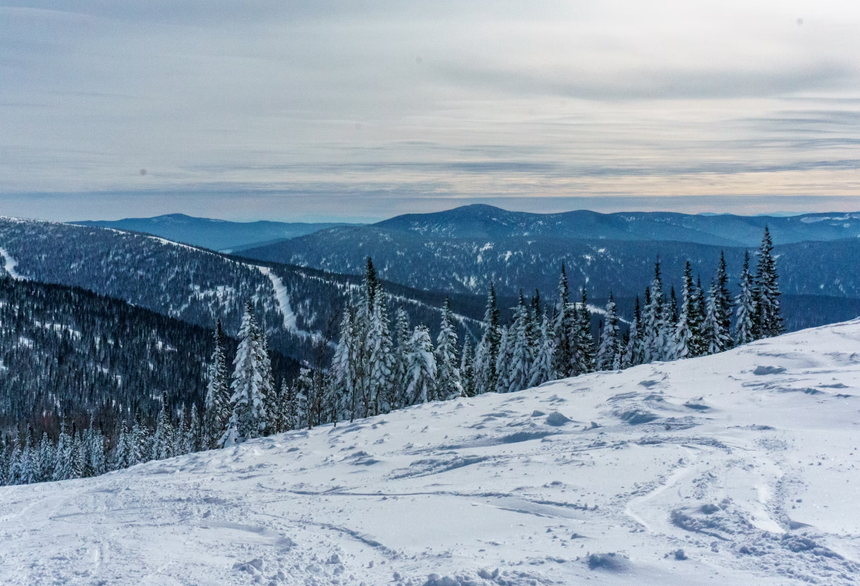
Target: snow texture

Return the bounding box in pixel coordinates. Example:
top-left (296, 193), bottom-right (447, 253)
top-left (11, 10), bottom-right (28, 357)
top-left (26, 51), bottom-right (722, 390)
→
top-left (4, 320), bottom-right (860, 585)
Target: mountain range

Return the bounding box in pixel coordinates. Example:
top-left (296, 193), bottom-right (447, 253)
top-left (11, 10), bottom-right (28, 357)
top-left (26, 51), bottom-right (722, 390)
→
top-left (75, 213), bottom-right (352, 252)
top-left (0, 218), bottom-right (482, 366)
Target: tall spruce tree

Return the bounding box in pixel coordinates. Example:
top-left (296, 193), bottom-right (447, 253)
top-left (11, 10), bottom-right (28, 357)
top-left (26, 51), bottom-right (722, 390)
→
top-left (553, 265), bottom-right (574, 377)
top-left (435, 298), bottom-right (463, 400)
top-left (221, 303), bottom-right (268, 446)
top-left (392, 307), bottom-right (411, 409)
top-left (714, 251), bottom-right (733, 349)
top-left (404, 325), bottom-right (436, 405)
top-left (203, 320), bottom-right (231, 449)
top-left (474, 284), bottom-right (501, 394)
top-left (754, 226), bottom-right (784, 338)
top-left (596, 292), bottom-right (620, 371)
top-left (673, 261), bottom-right (697, 360)
top-left (329, 305), bottom-right (357, 422)
top-left (152, 391), bottom-right (174, 460)
top-left (703, 279), bottom-right (732, 354)
top-left (529, 314), bottom-right (555, 387)
top-left (622, 296), bottom-right (643, 368)
top-left (735, 250), bottom-right (756, 345)
top-left (494, 326), bottom-right (512, 393)
top-left (367, 287), bottom-right (394, 415)
top-left (643, 260), bottom-right (668, 363)
top-left (573, 288), bottom-right (595, 374)
top-left (460, 338), bottom-right (476, 397)
top-left (507, 292), bottom-right (534, 393)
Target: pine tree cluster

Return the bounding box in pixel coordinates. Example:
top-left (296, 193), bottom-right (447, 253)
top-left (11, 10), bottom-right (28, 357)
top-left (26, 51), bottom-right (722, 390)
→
top-left (0, 229), bottom-right (784, 487)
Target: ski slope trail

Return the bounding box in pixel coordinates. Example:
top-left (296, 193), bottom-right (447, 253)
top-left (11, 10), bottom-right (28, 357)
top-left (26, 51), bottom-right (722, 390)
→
top-left (5, 320), bottom-right (860, 585)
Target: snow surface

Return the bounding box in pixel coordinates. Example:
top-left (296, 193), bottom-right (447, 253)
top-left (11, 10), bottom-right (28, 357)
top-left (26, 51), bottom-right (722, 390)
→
top-left (0, 247), bottom-right (23, 279)
top-left (5, 321), bottom-right (860, 585)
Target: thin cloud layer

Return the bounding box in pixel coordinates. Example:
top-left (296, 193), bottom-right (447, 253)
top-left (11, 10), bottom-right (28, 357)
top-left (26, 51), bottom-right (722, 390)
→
top-left (0, 0), bottom-right (859, 220)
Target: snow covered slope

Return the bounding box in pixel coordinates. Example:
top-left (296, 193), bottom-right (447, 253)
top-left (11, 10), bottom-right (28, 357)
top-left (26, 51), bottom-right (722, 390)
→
top-left (4, 321), bottom-right (860, 585)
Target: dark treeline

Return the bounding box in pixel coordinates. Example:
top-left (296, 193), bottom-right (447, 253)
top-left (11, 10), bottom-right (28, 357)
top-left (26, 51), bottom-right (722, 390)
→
top-left (0, 278), bottom-right (300, 487)
top-left (0, 228), bottom-right (783, 487)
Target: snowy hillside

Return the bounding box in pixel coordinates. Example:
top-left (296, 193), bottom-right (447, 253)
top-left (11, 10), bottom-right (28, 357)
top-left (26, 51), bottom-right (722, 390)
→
top-left (0, 218), bottom-right (479, 363)
top-left (3, 320), bottom-right (860, 585)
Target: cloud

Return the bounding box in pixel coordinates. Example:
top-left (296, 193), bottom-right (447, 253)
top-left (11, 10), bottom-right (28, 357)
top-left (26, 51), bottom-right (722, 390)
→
top-left (0, 0), bottom-right (859, 218)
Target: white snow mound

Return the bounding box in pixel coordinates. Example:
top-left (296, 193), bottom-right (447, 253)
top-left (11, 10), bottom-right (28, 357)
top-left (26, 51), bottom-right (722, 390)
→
top-left (4, 320), bottom-right (860, 585)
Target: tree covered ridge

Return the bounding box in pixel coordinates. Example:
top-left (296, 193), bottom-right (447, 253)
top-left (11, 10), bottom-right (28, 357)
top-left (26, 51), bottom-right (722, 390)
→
top-left (0, 228), bottom-right (783, 487)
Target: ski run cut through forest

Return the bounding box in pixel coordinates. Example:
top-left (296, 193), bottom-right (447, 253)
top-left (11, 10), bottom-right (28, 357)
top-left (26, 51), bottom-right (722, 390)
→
top-left (2, 316), bottom-right (860, 585)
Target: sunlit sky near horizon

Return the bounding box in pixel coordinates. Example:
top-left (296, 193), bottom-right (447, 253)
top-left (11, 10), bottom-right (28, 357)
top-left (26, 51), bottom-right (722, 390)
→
top-left (2, 0), bottom-right (860, 222)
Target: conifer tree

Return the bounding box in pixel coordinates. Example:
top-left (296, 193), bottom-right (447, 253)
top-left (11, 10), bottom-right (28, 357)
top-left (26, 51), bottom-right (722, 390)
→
top-left (529, 314), bottom-right (555, 386)
top-left (668, 287), bottom-right (679, 330)
top-left (53, 423), bottom-right (73, 481)
top-left (0, 435), bottom-right (9, 486)
top-left (714, 251), bottom-right (733, 349)
top-left (278, 380), bottom-right (296, 431)
top-left (111, 422), bottom-right (130, 472)
top-left (367, 287), bottom-right (394, 415)
top-left (329, 305), bottom-right (357, 422)
top-left (129, 412), bottom-right (150, 466)
top-left (575, 288), bottom-right (595, 374)
top-left (258, 331), bottom-right (276, 434)
top-left (188, 404), bottom-right (202, 452)
top-left (435, 297), bottom-right (463, 400)
top-left (622, 296), bottom-right (643, 368)
top-left (37, 432), bottom-right (54, 483)
top-left (673, 261), bottom-right (697, 360)
top-left (644, 260), bottom-right (667, 363)
top-left (754, 227), bottom-right (784, 338)
top-left (460, 338), bottom-right (476, 397)
top-left (494, 326), bottom-right (512, 393)
top-left (507, 292), bottom-right (534, 393)
top-left (474, 284), bottom-right (500, 394)
top-left (7, 438), bottom-right (21, 485)
top-left (19, 428), bottom-right (36, 485)
top-left (153, 392), bottom-right (174, 460)
top-left (735, 250), bottom-right (757, 346)
top-left (294, 368), bottom-right (316, 428)
top-left (203, 320), bottom-right (230, 449)
top-left (553, 265), bottom-right (574, 377)
top-left (391, 307), bottom-right (411, 409)
top-left (405, 325), bottom-right (436, 405)
top-left (703, 279), bottom-right (732, 354)
top-left (71, 428), bottom-right (85, 479)
top-left (293, 379), bottom-right (309, 430)
top-left (222, 303), bottom-right (268, 446)
top-left (89, 428), bottom-right (106, 476)
top-left (596, 292), bottom-right (619, 371)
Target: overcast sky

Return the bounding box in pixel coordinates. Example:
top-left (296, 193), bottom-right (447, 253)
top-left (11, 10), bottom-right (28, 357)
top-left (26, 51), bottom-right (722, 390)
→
top-left (2, 0), bottom-right (860, 221)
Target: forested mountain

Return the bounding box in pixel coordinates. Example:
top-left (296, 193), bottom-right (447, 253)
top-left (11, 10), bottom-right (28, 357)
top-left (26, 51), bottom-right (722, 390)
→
top-left (75, 214), bottom-right (352, 252)
top-left (240, 228), bottom-right (860, 299)
top-left (0, 276), bottom-right (300, 436)
top-left (255, 204), bottom-right (860, 248)
top-left (0, 218), bottom-right (480, 364)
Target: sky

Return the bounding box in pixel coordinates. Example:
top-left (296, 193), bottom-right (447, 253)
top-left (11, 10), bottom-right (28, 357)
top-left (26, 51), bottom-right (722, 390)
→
top-left (1, 0), bottom-right (860, 222)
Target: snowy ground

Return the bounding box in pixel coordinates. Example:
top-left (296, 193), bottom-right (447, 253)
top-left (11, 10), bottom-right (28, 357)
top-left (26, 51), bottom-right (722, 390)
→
top-left (4, 321), bottom-right (860, 585)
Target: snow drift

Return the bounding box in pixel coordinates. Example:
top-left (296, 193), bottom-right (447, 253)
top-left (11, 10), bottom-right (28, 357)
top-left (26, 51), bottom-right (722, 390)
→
top-left (3, 319), bottom-right (860, 585)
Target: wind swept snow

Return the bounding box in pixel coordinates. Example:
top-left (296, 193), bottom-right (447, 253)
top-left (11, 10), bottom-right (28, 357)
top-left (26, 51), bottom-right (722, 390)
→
top-left (5, 321), bottom-right (860, 584)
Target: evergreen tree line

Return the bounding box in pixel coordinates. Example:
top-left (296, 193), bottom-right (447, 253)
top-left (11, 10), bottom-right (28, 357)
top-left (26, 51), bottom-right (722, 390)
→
top-left (293, 227), bottom-right (784, 428)
top-left (0, 302), bottom-right (296, 487)
top-left (0, 392), bottom-right (205, 485)
top-left (219, 228), bottom-right (783, 437)
top-left (0, 228), bottom-right (784, 485)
